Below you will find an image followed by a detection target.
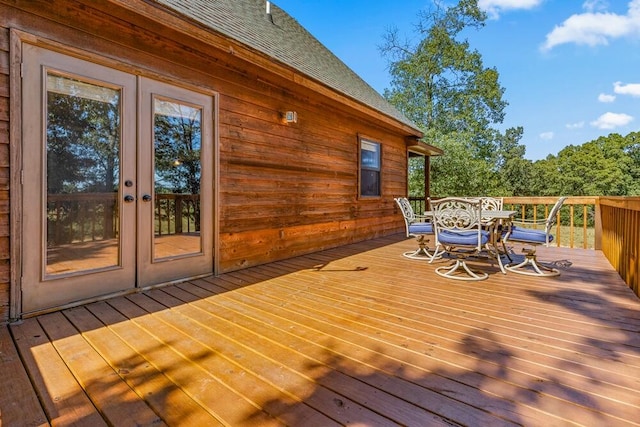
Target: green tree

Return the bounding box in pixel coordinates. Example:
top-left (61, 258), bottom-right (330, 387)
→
top-left (528, 156), bottom-right (561, 196)
top-left (380, 0), bottom-right (519, 196)
top-left (526, 131), bottom-right (640, 197)
top-left (554, 133), bottom-right (640, 196)
top-left (407, 156), bottom-right (426, 198)
top-left (47, 88), bottom-right (120, 194)
top-left (495, 126), bottom-right (534, 196)
top-left (624, 131), bottom-right (640, 195)
top-left (429, 131), bottom-right (497, 196)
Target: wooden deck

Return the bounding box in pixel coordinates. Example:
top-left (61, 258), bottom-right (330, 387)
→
top-left (2, 235), bottom-right (639, 426)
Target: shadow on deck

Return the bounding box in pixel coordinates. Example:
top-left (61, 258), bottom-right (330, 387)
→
top-left (2, 234), bottom-right (639, 426)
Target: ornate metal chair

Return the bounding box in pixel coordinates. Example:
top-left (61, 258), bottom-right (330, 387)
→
top-left (394, 197), bottom-right (434, 260)
top-left (429, 197), bottom-right (494, 281)
top-left (503, 196), bottom-right (567, 276)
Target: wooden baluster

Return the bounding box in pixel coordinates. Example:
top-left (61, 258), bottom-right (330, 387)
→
top-left (583, 205), bottom-right (587, 249)
top-left (176, 195), bottom-right (183, 234)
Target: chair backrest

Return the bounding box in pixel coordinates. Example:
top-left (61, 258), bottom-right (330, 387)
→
top-left (430, 197), bottom-right (484, 249)
top-left (394, 197), bottom-right (415, 236)
top-left (480, 197), bottom-right (503, 224)
top-left (481, 197), bottom-right (503, 211)
top-left (544, 196), bottom-right (567, 235)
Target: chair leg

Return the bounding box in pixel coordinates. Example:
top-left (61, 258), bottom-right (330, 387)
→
top-left (402, 235), bottom-right (433, 260)
top-left (428, 244), bottom-right (446, 263)
top-left (435, 255), bottom-right (488, 281)
top-left (485, 244), bottom-right (507, 274)
top-left (505, 247), bottom-right (560, 277)
top-left (500, 240), bottom-right (513, 262)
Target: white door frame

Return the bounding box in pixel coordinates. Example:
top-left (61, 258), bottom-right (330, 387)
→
top-left (10, 32), bottom-right (219, 318)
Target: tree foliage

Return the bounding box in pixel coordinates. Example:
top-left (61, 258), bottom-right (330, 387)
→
top-left (545, 132), bottom-right (640, 196)
top-left (381, 0), bottom-right (506, 149)
top-left (428, 131), bottom-right (497, 196)
top-left (154, 110), bottom-right (202, 195)
top-left (46, 87), bottom-right (120, 194)
top-left (381, 0), bottom-right (639, 198)
top-left (380, 0), bottom-right (527, 197)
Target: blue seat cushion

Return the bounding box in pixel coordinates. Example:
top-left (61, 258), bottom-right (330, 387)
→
top-left (508, 226), bottom-right (553, 244)
top-left (409, 222), bottom-right (433, 234)
top-left (437, 229), bottom-right (490, 246)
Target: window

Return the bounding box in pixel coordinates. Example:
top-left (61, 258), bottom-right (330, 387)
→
top-left (359, 137), bottom-right (381, 197)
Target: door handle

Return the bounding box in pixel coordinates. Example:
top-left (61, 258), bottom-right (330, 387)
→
top-left (142, 194), bottom-right (152, 202)
top-left (124, 195), bottom-right (135, 203)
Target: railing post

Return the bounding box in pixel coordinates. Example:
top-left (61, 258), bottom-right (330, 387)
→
top-left (594, 197), bottom-right (602, 250)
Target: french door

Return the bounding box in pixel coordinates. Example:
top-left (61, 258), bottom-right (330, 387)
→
top-left (21, 45), bottom-right (213, 314)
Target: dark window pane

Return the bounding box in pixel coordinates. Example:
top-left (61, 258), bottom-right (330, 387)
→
top-left (360, 139), bottom-right (381, 196)
top-left (361, 170), bottom-right (380, 196)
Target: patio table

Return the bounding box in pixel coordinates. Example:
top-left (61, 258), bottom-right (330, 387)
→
top-left (425, 209), bottom-right (517, 272)
top-left (424, 209), bottom-right (516, 239)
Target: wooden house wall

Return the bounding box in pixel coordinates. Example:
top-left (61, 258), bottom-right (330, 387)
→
top-left (0, 1), bottom-right (411, 321)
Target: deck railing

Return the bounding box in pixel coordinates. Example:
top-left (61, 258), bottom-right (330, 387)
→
top-left (409, 196), bottom-right (599, 249)
top-left (502, 196), bottom-right (599, 250)
top-left (409, 195), bottom-right (640, 298)
top-left (154, 194), bottom-right (200, 236)
top-left (47, 193), bottom-right (118, 244)
top-left (47, 193), bottom-right (200, 244)
top-left (599, 197), bottom-right (640, 296)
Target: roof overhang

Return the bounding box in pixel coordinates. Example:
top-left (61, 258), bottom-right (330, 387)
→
top-left (104, 0), bottom-right (424, 137)
top-left (406, 137), bottom-right (444, 156)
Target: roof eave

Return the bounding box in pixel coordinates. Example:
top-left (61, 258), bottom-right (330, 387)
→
top-left (406, 138), bottom-right (443, 156)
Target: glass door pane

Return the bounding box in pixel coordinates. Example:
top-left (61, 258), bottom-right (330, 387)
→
top-left (45, 73), bottom-right (121, 276)
top-left (152, 98), bottom-right (202, 260)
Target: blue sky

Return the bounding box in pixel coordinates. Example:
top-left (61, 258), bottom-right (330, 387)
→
top-left (274, 0), bottom-right (640, 160)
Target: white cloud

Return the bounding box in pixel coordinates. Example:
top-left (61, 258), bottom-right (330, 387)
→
top-left (614, 81), bottom-right (640, 97)
top-left (590, 112), bottom-right (634, 129)
top-left (566, 121), bottom-right (585, 129)
top-left (539, 131), bottom-right (555, 140)
top-left (583, 0), bottom-right (609, 13)
top-left (598, 93), bottom-right (616, 102)
top-left (541, 0), bottom-right (640, 51)
top-left (479, 0), bottom-right (543, 19)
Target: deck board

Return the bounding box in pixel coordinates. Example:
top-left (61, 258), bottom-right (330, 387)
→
top-left (9, 317), bottom-right (107, 426)
top-left (102, 295), bottom-right (283, 427)
top-left (38, 311), bottom-right (167, 427)
top-left (63, 304), bottom-right (223, 427)
top-left (215, 273), bottom-right (623, 425)
top-left (0, 325), bottom-right (49, 426)
top-left (165, 287), bottom-right (454, 427)
top-left (3, 234), bottom-right (640, 426)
